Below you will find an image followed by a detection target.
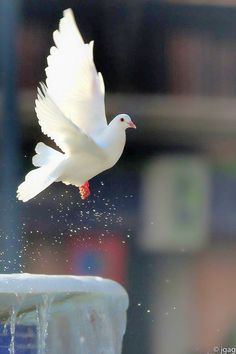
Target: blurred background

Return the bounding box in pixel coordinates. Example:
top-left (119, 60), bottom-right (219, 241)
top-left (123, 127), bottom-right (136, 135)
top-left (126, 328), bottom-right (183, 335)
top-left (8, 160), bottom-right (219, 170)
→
top-left (1, 0), bottom-right (236, 353)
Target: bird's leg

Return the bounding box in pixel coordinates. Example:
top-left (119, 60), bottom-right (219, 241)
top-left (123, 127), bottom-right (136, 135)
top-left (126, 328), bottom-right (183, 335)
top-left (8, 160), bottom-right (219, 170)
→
top-left (79, 181), bottom-right (90, 200)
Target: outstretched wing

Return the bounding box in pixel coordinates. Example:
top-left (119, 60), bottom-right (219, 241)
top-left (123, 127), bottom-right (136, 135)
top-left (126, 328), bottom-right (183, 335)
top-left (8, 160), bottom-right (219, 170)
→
top-left (45, 8), bottom-right (107, 136)
top-left (35, 84), bottom-right (107, 159)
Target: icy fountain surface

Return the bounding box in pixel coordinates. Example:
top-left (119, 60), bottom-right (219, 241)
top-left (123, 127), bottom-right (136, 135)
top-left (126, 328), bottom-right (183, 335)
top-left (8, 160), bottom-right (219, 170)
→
top-left (0, 273), bottom-right (129, 354)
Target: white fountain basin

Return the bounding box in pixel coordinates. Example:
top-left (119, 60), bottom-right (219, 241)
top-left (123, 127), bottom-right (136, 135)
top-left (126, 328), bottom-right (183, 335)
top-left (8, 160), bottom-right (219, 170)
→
top-left (0, 273), bottom-right (129, 354)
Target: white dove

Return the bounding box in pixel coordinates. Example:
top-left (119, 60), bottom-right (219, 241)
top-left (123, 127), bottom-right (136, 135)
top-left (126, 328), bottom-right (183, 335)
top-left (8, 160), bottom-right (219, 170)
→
top-left (17, 8), bottom-right (136, 202)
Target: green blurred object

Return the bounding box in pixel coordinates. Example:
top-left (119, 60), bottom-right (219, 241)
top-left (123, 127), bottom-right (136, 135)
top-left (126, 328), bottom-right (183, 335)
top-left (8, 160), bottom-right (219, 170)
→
top-left (140, 155), bottom-right (210, 252)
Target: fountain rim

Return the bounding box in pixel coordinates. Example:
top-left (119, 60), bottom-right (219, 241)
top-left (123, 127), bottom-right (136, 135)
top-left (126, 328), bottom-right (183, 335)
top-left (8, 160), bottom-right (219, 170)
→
top-left (0, 273), bottom-right (128, 299)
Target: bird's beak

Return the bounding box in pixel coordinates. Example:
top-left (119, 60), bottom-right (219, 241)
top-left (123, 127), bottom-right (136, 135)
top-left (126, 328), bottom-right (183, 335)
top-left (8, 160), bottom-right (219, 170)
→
top-left (128, 121), bottom-right (136, 129)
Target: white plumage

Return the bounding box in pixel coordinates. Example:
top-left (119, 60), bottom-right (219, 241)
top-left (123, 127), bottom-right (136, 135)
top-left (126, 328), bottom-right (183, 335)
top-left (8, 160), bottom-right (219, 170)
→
top-left (17, 8), bottom-right (136, 202)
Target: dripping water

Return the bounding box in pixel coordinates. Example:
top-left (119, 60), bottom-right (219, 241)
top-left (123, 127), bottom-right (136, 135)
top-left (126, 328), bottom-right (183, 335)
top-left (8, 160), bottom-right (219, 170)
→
top-left (9, 305), bottom-right (17, 354)
top-left (36, 294), bottom-right (54, 354)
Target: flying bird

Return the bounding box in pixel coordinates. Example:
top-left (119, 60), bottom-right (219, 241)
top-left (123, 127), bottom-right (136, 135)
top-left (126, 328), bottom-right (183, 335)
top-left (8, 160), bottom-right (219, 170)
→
top-left (17, 8), bottom-right (136, 202)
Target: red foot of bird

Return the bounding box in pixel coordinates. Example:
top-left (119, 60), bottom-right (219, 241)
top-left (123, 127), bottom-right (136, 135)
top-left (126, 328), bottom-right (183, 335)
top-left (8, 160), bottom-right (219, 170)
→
top-left (79, 181), bottom-right (90, 200)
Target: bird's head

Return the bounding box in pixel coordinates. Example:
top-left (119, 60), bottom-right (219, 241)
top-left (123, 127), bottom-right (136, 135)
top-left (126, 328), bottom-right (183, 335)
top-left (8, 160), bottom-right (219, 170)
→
top-left (112, 114), bottom-right (136, 130)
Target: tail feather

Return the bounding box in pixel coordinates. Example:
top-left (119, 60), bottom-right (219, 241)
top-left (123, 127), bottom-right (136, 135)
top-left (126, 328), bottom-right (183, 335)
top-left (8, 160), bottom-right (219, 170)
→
top-left (17, 142), bottom-right (64, 202)
top-left (32, 142), bottom-right (63, 167)
top-left (17, 166), bottom-right (57, 202)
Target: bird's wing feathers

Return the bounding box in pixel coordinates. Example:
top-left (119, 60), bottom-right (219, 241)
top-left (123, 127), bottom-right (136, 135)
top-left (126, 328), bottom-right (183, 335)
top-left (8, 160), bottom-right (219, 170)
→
top-left (45, 8), bottom-right (107, 136)
top-left (35, 84), bottom-right (107, 159)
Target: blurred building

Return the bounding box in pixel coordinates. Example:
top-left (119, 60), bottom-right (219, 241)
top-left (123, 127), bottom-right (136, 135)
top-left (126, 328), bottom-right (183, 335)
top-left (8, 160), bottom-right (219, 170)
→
top-left (1, 0), bottom-right (236, 353)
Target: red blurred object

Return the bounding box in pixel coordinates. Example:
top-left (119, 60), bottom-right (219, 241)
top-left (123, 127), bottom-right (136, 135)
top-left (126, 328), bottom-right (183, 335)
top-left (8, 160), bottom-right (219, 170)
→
top-left (66, 233), bottom-right (128, 286)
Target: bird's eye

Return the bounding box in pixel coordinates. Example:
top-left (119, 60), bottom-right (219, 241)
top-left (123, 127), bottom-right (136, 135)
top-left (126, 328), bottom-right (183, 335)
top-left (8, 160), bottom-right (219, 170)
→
top-left (120, 117), bottom-right (124, 122)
